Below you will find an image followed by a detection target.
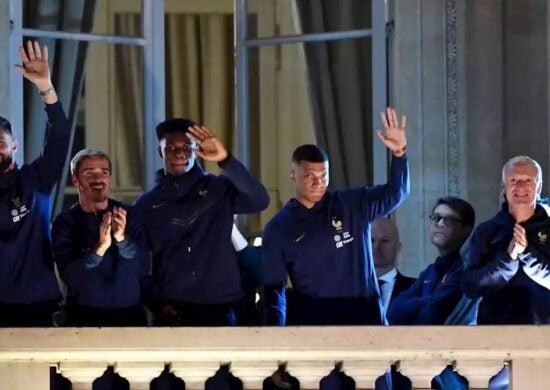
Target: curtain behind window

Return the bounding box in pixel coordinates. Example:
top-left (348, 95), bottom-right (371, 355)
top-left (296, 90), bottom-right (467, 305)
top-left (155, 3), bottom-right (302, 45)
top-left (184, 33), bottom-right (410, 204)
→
top-left (113, 12), bottom-right (234, 182)
top-left (295, 0), bottom-right (374, 189)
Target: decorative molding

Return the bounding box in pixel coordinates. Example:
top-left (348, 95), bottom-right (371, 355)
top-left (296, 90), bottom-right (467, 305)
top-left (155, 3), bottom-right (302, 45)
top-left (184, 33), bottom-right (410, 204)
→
top-left (445, 0), bottom-right (460, 196)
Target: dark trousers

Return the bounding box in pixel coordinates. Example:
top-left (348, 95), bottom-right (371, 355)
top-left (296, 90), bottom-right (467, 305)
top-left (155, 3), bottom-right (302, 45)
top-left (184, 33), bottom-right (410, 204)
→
top-left (155, 299), bottom-right (239, 326)
top-left (65, 305), bottom-right (147, 327)
top-left (287, 293), bottom-right (383, 325)
top-left (0, 299), bottom-right (59, 327)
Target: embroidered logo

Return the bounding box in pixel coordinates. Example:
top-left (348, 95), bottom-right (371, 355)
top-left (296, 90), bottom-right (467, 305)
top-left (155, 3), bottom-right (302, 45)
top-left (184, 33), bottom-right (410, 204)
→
top-left (294, 233), bottom-right (306, 243)
top-left (538, 231), bottom-right (547, 244)
top-left (198, 189), bottom-right (208, 197)
top-left (335, 231), bottom-right (354, 249)
top-left (11, 196), bottom-right (21, 207)
top-left (152, 202), bottom-right (166, 209)
top-left (332, 217), bottom-right (343, 231)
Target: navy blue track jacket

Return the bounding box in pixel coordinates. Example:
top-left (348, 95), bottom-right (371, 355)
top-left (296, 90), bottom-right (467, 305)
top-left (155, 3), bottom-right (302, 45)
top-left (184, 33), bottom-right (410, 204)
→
top-left (463, 203), bottom-right (550, 324)
top-left (52, 200), bottom-right (149, 308)
top-left (263, 155), bottom-right (410, 325)
top-left (387, 251), bottom-right (463, 325)
top-left (0, 102), bottom-right (70, 304)
top-left (134, 155), bottom-right (269, 304)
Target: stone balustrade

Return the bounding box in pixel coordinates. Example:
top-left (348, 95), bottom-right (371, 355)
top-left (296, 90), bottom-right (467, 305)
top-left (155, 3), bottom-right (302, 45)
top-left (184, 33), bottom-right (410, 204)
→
top-left (0, 326), bottom-right (549, 389)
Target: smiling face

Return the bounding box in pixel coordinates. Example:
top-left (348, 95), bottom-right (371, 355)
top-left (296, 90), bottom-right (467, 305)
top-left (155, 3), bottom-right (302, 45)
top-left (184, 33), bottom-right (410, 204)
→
top-left (290, 160), bottom-right (329, 208)
top-left (72, 156), bottom-right (111, 204)
top-left (159, 132), bottom-right (197, 176)
top-left (503, 162), bottom-right (541, 208)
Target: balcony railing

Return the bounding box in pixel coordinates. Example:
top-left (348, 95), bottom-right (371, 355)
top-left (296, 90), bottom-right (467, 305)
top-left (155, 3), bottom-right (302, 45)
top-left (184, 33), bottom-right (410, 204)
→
top-left (0, 326), bottom-right (549, 389)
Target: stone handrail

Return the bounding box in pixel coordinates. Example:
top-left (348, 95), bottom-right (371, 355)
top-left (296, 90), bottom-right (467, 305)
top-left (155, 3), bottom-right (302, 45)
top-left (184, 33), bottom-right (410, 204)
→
top-left (0, 326), bottom-right (549, 389)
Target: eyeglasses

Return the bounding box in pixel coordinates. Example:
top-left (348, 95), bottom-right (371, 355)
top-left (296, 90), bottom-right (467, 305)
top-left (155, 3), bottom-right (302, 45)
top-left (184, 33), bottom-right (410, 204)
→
top-left (428, 213), bottom-right (463, 227)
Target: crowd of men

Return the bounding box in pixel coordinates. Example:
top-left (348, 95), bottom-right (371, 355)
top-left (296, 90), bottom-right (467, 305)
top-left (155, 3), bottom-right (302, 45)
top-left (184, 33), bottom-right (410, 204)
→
top-left (1, 40), bottom-right (547, 389)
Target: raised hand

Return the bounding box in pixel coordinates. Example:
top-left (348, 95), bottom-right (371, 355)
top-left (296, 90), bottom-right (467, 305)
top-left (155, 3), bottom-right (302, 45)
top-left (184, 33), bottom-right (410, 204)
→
top-left (185, 125), bottom-right (229, 162)
top-left (95, 212), bottom-right (112, 256)
top-left (377, 107), bottom-right (407, 157)
top-left (112, 206), bottom-right (127, 243)
top-left (507, 223), bottom-right (527, 260)
top-left (15, 40), bottom-right (52, 91)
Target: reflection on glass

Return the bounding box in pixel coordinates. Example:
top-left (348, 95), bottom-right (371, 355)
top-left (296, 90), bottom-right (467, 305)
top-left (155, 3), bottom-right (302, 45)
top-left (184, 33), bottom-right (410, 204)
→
top-left (23, 0), bottom-right (143, 37)
top-left (248, 0), bottom-right (372, 38)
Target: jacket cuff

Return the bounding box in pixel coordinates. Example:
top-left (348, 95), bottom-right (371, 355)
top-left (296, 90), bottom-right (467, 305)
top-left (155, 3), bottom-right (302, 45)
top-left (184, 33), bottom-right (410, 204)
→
top-left (217, 152), bottom-right (234, 169)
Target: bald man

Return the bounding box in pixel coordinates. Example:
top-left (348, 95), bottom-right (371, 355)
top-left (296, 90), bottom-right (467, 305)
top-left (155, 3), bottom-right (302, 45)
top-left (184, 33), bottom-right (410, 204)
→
top-left (371, 218), bottom-right (415, 312)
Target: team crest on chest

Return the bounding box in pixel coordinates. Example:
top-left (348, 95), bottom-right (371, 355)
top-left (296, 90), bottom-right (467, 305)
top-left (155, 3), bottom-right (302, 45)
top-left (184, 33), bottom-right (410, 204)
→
top-left (332, 217), bottom-right (343, 231)
top-left (538, 230), bottom-right (547, 244)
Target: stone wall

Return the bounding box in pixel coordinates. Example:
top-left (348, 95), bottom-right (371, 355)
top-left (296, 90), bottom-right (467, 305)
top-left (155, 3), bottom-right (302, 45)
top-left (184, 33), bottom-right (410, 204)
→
top-left (391, 0), bottom-right (550, 276)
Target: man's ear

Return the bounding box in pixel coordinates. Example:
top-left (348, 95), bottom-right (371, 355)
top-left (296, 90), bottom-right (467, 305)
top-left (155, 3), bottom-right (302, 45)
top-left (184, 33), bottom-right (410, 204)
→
top-left (70, 174), bottom-right (79, 188)
top-left (12, 140), bottom-right (18, 154)
top-left (289, 169), bottom-right (296, 182)
top-left (157, 145), bottom-right (163, 158)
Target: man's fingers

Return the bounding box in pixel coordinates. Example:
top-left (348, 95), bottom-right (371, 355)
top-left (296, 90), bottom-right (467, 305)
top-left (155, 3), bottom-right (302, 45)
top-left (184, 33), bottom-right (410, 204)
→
top-left (185, 131), bottom-right (201, 145)
top-left (401, 115), bottom-right (407, 129)
top-left (189, 125), bottom-right (214, 141)
top-left (194, 149), bottom-right (206, 160)
top-left (26, 40), bottom-right (35, 60)
top-left (33, 41), bottom-right (42, 59)
top-left (112, 206), bottom-right (127, 218)
top-left (514, 223), bottom-right (526, 234)
top-left (199, 125), bottom-right (214, 137)
top-left (19, 46), bottom-right (30, 63)
top-left (43, 45), bottom-right (48, 62)
top-left (390, 108), bottom-right (399, 128)
top-left (187, 125), bottom-right (205, 139)
top-left (380, 112), bottom-right (389, 129)
top-left (112, 216), bottom-right (126, 226)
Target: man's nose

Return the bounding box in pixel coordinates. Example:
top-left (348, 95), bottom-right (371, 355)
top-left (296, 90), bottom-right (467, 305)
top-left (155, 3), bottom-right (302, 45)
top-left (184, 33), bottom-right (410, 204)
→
top-left (174, 147), bottom-right (188, 157)
top-left (312, 177), bottom-right (323, 185)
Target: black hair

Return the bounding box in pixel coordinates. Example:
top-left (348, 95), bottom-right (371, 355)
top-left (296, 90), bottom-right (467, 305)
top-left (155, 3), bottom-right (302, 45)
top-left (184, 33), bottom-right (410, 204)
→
top-left (156, 118), bottom-right (196, 141)
top-left (291, 144), bottom-right (328, 164)
top-left (433, 196), bottom-right (476, 228)
top-left (0, 115), bottom-right (12, 136)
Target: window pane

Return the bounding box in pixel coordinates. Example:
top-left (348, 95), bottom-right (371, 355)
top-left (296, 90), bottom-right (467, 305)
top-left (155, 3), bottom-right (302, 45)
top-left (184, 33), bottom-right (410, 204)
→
top-left (23, 0), bottom-right (143, 38)
top-left (248, 0), bottom-right (372, 39)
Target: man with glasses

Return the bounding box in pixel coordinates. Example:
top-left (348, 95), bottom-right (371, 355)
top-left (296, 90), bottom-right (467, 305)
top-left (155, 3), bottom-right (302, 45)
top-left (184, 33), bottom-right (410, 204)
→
top-left (134, 118), bottom-right (269, 326)
top-left (464, 156), bottom-right (550, 324)
top-left (387, 196), bottom-right (475, 325)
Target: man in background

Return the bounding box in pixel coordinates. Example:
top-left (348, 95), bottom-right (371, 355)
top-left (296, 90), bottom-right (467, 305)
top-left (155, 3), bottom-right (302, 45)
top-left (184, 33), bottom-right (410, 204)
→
top-left (371, 217), bottom-right (416, 313)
